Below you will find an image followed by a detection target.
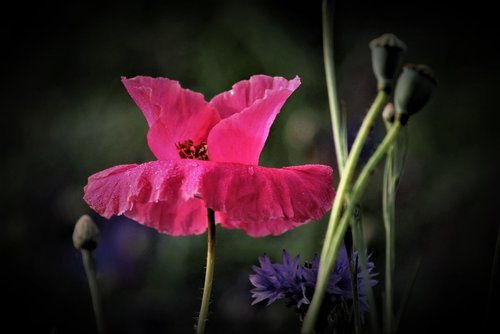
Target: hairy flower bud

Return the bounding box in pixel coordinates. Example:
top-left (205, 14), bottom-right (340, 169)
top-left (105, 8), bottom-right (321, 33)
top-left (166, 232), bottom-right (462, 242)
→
top-left (369, 33), bottom-right (406, 93)
top-left (73, 214), bottom-right (100, 251)
top-left (394, 64), bottom-right (437, 124)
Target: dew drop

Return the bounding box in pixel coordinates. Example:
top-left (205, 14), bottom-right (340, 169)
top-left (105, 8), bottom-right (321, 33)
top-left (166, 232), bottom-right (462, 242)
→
top-left (248, 166), bottom-right (255, 175)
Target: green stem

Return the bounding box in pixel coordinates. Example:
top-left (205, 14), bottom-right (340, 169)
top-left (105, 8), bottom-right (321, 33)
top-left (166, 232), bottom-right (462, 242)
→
top-left (82, 250), bottom-right (105, 334)
top-left (383, 146), bottom-right (396, 334)
top-left (321, 91), bottom-right (387, 264)
top-left (352, 210), bottom-right (379, 333)
top-left (196, 209), bottom-right (216, 334)
top-left (322, 0), bottom-right (347, 175)
top-left (302, 122), bottom-right (401, 333)
top-left (329, 122), bottom-right (401, 327)
top-left (348, 246), bottom-right (361, 334)
top-left (324, 1), bottom-right (364, 328)
top-left (302, 92), bottom-right (389, 333)
top-left (331, 121), bottom-right (402, 297)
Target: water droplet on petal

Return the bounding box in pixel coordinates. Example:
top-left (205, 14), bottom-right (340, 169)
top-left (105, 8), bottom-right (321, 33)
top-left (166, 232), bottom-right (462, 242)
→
top-left (248, 166), bottom-right (255, 176)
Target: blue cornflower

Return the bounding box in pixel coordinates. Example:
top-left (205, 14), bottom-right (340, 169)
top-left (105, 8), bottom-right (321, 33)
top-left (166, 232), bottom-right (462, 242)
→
top-left (249, 245), bottom-right (377, 314)
top-left (302, 245), bottom-right (378, 312)
top-left (249, 250), bottom-right (309, 307)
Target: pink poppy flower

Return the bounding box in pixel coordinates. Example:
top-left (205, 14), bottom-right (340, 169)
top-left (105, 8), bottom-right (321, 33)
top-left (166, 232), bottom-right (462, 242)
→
top-left (83, 75), bottom-right (334, 237)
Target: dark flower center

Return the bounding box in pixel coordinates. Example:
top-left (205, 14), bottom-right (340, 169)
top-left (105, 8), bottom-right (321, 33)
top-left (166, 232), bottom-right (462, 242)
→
top-left (176, 139), bottom-right (209, 160)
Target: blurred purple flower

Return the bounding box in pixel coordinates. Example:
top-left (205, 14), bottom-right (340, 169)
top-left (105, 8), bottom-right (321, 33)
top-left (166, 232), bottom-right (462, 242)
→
top-left (249, 245), bottom-right (377, 314)
top-left (302, 245), bottom-right (378, 312)
top-left (249, 250), bottom-right (309, 308)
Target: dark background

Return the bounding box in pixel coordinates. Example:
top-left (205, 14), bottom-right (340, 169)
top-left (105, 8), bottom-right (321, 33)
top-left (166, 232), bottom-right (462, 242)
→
top-left (2, 0), bottom-right (499, 333)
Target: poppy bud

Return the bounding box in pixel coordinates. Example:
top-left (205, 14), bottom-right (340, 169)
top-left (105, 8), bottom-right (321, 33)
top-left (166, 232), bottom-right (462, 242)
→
top-left (73, 214), bottom-right (100, 251)
top-left (394, 64), bottom-right (437, 124)
top-left (382, 103), bottom-right (396, 125)
top-left (369, 33), bottom-right (406, 93)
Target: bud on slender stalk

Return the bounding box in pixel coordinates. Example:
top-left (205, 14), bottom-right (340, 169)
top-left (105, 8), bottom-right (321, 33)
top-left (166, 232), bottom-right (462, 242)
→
top-left (73, 214), bottom-right (100, 251)
top-left (369, 33), bottom-right (407, 93)
top-left (394, 64), bottom-right (437, 124)
top-left (73, 214), bottom-right (105, 333)
top-left (382, 103), bottom-right (396, 126)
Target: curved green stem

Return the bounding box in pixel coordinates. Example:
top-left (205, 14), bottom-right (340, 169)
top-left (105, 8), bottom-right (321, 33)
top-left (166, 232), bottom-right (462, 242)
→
top-left (323, 0), bottom-right (347, 175)
top-left (196, 209), bottom-right (216, 334)
top-left (328, 121), bottom-right (402, 299)
top-left (82, 250), bottom-right (105, 334)
top-left (302, 91), bottom-right (388, 333)
top-left (302, 120), bottom-right (401, 334)
top-left (383, 146), bottom-right (396, 334)
top-left (321, 90), bottom-right (387, 262)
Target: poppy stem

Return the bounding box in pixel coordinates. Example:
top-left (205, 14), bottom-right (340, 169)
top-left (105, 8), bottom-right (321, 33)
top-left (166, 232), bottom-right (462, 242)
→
top-left (82, 249), bottom-right (106, 334)
top-left (326, 121), bottom-right (402, 324)
top-left (322, 0), bottom-right (348, 176)
top-left (383, 145), bottom-right (397, 334)
top-left (196, 208), bottom-right (216, 334)
top-left (302, 90), bottom-right (388, 333)
top-left (301, 119), bottom-right (400, 334)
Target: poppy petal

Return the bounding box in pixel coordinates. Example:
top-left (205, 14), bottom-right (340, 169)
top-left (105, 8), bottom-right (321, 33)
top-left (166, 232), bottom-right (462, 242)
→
top-left (84, 160), bottom-right (333, 237)
top-left (83, 161), bottom-right (208, 236)
top-left (209, 75), bottom-right (301, 120)
top-left (122, 76), bottom-right (220, 160)
top-left (207, 75), bottom-right (300, 165)
top-left (198, 162), bottom-right (334, 237)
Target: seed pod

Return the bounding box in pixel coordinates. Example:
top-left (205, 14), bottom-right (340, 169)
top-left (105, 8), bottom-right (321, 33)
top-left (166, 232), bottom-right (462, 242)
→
top-left (394, 64), bottom-right (437, 124)
top-left (369, 33), bottom-right (407, 93)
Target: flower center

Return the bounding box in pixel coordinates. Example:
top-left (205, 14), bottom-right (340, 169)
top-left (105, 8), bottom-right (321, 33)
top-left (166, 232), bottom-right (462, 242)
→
top-left (176, 139), bottom-right (209, 160)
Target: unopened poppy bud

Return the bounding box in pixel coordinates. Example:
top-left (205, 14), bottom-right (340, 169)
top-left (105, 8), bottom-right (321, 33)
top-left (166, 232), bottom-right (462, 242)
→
top-left (382, 103), bottom-right (396, 124)
top-left (73, 214), bottom-right (100, 251)
top-left (369, 33), bottom-right (406, 93)
top-left (394, 64), bottom-right (437, 124)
